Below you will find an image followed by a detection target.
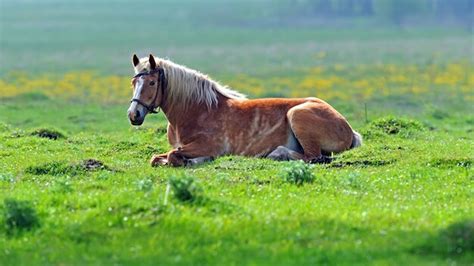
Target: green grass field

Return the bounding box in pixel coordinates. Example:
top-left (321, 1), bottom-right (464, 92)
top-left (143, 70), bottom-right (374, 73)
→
top-left (1, 1), bottom-right (473, 265)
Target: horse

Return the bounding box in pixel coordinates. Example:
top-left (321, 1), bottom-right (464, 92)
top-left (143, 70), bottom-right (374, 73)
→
top-left (127, 54), bottom-right (362, 167)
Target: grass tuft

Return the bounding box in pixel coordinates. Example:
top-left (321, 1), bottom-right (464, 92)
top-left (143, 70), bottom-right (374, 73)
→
top-left (3, 199), bottom-right (40, 234)
top-left (169, 174), bottom-right (203, 203)
top-left (280, 160), bottom-right (315, 185)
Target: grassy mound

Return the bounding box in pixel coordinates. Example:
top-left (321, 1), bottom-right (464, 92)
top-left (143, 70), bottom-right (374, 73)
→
top-left (365, 116), bottom-right (425, 137)
top-left (169, 174), bottom-right (203, 203)
top-left (30, 128), bottom-right (66, 140)
top-left (329, 144), bottom-right (398, 168)
top-left (24, 159), bottom-right (110, 176)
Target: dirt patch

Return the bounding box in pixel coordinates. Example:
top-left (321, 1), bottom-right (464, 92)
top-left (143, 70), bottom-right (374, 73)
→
top-left (30, 128), bottom-right (65, 140)
top-left (80, 159), bottom-right (108, 171)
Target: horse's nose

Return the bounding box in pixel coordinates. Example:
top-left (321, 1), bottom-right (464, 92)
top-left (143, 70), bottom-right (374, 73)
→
top-left (128, 108), bottom-right (144, 125)
top-left (128, 109), bottom-right (138, 121)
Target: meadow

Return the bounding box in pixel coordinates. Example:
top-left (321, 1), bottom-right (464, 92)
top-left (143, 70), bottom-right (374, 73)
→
top-left (1, 1), bottom-right (474, 265)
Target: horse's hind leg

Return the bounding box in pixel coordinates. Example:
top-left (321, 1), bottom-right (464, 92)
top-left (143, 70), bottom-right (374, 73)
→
top-left (267, 146), bottom-right (303, 161)
top-left (185, 156), bottom-right (214, 166)
top-left (287, 101), bottom-right (353, 162)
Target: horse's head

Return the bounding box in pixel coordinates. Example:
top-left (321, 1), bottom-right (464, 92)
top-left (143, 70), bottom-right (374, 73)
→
top-left (128, 54), bottom-right (166, 126)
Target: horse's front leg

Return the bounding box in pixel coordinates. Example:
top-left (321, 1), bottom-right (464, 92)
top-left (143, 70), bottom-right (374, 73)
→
top-left (150, 151), bottom-right (186, 167)
top-left (150, 153), bottom-right (170, 166)
top-left (167, 148), bottom-right (214, 167)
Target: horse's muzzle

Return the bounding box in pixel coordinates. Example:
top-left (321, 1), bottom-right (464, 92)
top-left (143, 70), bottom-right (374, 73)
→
top-left (130, 118), bottom-right (144, 126)
top-left (128, 110), bottom-right (144, 126)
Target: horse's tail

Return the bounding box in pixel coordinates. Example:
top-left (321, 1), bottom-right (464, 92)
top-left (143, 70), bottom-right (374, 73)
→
top-left (350, 131), bottom-right (363, 149)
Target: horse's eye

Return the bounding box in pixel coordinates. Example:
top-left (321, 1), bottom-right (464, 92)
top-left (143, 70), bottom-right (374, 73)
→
top-left (149, 81), bottom-right (156, 86)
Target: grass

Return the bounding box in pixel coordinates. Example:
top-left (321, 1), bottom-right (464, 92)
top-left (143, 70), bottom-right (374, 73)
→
top-left (0, 92), bottom-right (472, 265)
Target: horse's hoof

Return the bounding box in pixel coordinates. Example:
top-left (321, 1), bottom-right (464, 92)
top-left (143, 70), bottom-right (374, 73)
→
top-left (267, 146), bottom-right (292, 161)
top-left (150, 155), bottom-right (168, 167)
top-left (166, 151), bottom-right (187, 167)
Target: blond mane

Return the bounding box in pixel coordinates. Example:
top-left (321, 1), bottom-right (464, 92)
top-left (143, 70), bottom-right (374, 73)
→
top-left (134, 57), bottom-right (246, 109)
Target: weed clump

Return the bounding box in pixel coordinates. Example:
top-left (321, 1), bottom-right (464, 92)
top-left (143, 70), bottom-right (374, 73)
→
top-left (169, 174), bottom-right (203, 202)
top-left (280, 160), bottom-right (315, 185)
top-left (367, 116), bottom-right (425, 136)
top-left (30, 128), bottom-right (65, 140)
top-left (3, 199), bottom-right (40, 234)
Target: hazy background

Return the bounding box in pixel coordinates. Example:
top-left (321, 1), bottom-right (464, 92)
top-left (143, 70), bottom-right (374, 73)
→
top-left (1, 0), bottom-right (472, 76)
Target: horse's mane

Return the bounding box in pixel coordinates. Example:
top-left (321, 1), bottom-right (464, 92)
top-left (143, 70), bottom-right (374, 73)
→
top-left (134, 57), bottom-right (246, 109)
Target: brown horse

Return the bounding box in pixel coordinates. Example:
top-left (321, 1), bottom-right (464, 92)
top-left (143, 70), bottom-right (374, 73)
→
top-left (127, 54), bottom-right (362, 167)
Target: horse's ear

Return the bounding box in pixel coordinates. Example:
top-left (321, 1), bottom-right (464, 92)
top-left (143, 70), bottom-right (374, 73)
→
top-left (132, 54), bottom-right (140, 67)
top-left (149, 54), bottom-right (157, 69)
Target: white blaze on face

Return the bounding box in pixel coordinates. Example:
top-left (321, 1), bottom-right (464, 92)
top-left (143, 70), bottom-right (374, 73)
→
top-left (128, 77), bottom-right (146, 117)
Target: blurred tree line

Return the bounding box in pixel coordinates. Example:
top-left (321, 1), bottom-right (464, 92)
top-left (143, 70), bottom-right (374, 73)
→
top-left (286, 0), bottom-right (472, 26)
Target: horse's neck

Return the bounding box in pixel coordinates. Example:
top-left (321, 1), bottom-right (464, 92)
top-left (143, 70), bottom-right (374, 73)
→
top-left (161, 100), bottom-right (209, 126)
top-left (161, 94), bottom-right (228, 126)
